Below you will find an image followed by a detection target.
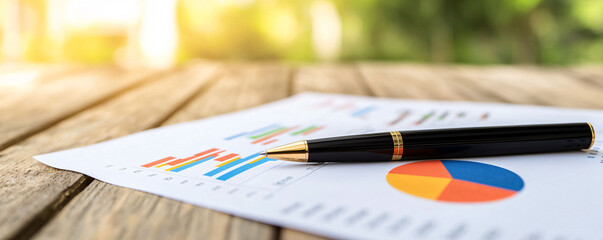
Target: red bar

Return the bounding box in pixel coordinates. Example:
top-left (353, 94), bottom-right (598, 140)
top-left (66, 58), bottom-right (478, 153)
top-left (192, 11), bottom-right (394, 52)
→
top-left (206, 150), bottom-right (226, 159)
top-left (252, 126), bottom-right (298, 144)
top-left (141, 156), bottom-right (175, 168)
top-left (182, 150), bottom-right (226, 165)
top-left (169, 150), bottom-right (225, 167)
top-left (263, 139), bottom-right (278, 145)
top-left (214, 153), bottom-right (239, 162)
top-left (166, 148), bottom-right (219, 166)
top-left (389, 111), bottom-right (410, 126)
top-left (302, 126), bottom-right (324, 136)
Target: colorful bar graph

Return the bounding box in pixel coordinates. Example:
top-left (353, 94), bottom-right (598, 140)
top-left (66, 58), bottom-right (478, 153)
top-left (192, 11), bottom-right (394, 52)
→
top-left (291, 126), bottom-right (317, 135)
top-left (159, 148), bottom-right (219, 167)
top-left (141, 156), bottom-right (175, 168)
top-left (224, 124), bottom-right (280, 140)
top-left (140, 149), bottom-right (282, 182)
top-left (225, 123), bottom-right (324, 146)
top-left (204, 153), bottom-right (262, 177)
top-left (415, 111), bottom-right (435, 125)
top-left (217, 157), bottom-right (277, 181)
top-left (169, 156), bottom-right (216, 172)
top-left (302, 126), bottom-right (324, 136)
top-left (250, 127), bottom-right (286, 139)
top-left (252, 126), bottom-right (297, 144)
top-left (389, 110), bottom-right (410, 126)
top-left (166, 150), bottom-right (224, 171)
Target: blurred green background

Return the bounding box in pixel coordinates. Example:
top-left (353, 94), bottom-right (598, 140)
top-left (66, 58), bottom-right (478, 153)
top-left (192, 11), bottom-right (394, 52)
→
top-left (1, 0), bottom-right (602, 67)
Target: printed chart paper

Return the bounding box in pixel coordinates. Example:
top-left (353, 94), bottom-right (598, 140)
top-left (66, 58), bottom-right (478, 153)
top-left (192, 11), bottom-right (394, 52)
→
top-left (35, 93), bottom-right (603, 239)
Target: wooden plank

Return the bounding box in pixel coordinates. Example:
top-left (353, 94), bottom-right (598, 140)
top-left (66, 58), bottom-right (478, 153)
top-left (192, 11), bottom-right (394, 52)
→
top-left (281, 230), bottom-right (328, 240)
top-left (566, 65), bottom-right (603, 88)
top-left (32, 63), bottom-right (290, 240)
top-left (0, 64), bottom-right (81, 88)
top-left (0, 63), bottom-right (220, 240)
top-left (357, 63), bottom-right (603, 110)
top-left (0, 63), bottom-right (70, 77)
top-left (292, 64), bottom-right (372, 95)
top-left (357, 63), bottom-right (504, 102)
top-left (526, 66), bottom-right (603, 109)
top-left (165, 62), bottom-right (291, 124)
top-left (33, 180), bottom-right (232, 240)
top-left (453, 65), bottom-right (603, 109)
top-left (0, 66), bottom-right (154, 151)
top-left (0, 64), bottom-right (87, 110)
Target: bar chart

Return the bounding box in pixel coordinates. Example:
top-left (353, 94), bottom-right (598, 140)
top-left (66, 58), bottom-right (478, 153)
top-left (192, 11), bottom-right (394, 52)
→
top-left (140, 148), bottom-right (278, 182)
top-left (301, 97), bottom-right (494, 128)
top-left (225, 123), bottom-right (325, 145)
top-left (304, 99), bottom-right (380, 119)
top-left (387, 110), bottom-right (490, 126)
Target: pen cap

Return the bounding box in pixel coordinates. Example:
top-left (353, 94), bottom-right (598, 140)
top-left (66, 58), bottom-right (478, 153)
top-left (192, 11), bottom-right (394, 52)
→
top-left (400, 123), bottom-right (594, 160)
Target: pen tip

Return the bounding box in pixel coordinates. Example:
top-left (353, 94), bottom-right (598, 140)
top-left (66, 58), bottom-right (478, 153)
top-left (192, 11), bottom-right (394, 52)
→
top-left (259, 151), bottom-right (267, 157)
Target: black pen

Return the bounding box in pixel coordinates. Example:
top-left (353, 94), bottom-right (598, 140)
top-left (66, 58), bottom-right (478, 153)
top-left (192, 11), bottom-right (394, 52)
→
top-left (260, 123), bottom-right (595, 162)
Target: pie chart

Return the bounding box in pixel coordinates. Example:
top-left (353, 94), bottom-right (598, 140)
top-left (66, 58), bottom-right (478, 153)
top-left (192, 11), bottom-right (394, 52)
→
top-left (387, 160), bottom-right (524, 202)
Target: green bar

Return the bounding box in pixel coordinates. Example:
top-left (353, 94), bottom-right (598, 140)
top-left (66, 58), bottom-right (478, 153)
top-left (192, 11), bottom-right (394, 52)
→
top-left (421, 112), bottom-right (434, 120)
top-left (250, 127), bottom-right (286, 139)
top-left (438, 112), bottom-right (449, 120)
top-left (291, 126), bottom-right (316, 136)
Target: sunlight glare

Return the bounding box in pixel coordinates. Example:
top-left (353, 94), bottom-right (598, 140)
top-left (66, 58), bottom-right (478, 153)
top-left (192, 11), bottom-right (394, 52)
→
top-left (139, 0), bottom-right (178, 68)
top-left (310, 0), bottom-right (341, 61)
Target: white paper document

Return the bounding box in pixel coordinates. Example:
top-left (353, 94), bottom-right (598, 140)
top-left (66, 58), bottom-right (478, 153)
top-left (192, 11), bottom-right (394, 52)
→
top-left (35, 93), bottom-right (603, 239)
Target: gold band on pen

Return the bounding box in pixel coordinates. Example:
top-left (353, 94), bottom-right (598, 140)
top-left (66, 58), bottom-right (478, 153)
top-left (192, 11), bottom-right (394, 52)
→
top-left (263, 140), bottom-right (309, 162)
top-left (587, 122), bottom-right (595, 149)
top-left (390, 131), bottom-right (403, 160)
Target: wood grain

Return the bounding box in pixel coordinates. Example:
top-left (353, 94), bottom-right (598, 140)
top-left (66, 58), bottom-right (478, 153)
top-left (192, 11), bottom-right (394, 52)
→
top-left (292, 64), bottom-right (372, 95)
top-left (452, 65), bottom-right (603, 109)
top-left (33, 63), bottom-right (291, 240)
top-left (0, 63), bottom-right (219, 240)
top-left (566, 66), bottom-right (603, 88)
top-left (0, 64), bottom-right (83, 90)
top-left (358, 63), bottom-right (472, 100)
top-left (0, 66), bottom-right (154, 151)
top-left (358, 63), bottom-right (603, 110)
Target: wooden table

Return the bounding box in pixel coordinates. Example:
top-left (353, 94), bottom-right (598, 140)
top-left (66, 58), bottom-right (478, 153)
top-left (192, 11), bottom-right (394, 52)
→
top-left (1, 62), bottom-right (602, 240)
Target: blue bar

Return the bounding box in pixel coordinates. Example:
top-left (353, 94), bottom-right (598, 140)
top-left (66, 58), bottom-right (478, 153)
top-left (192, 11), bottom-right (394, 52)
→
top-left (170, 156), bottom-right (216, 172)
top-left (204, 153), bottom-right (261, 177)
top-left (352, 106), bottom-right (376, 117)
top-left (217, 158), bottom-right (277, 181)
top-left (225, 132), bottom-right (247, 140)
